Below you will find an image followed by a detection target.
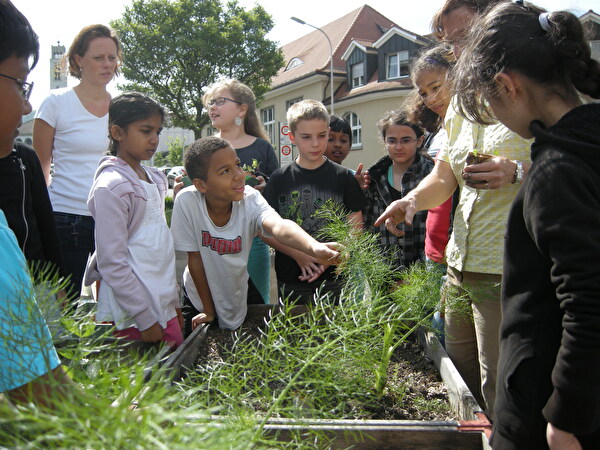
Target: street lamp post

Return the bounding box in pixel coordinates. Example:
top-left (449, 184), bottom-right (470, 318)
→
top-left (291, 16), bottom-right (335, 115)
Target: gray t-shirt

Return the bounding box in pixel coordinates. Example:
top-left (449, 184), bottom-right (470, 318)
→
top-left (170, 186), bottom-right (277, 329)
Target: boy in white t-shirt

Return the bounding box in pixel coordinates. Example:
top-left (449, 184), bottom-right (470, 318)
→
top-left (171, 136), bottom-right (340, 333)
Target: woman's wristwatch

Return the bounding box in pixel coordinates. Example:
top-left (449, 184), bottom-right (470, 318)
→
top-left (511, 160), bottom-right (524, 184)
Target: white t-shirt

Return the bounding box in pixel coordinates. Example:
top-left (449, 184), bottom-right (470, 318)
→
top-left (171, 186), bottom-right (277, 330)
top-left (97, 180), bottom-right (178, 330)
top-left (35, 88), bottom-right (109, 216)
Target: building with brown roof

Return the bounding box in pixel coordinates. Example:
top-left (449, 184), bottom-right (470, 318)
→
top-left (257, 4), bottom-right (431, 169)
top-left (581, 10), bottom-right (600, 62)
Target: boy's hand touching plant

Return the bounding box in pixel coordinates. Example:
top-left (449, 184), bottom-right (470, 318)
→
top-left (286, 248), bottom-right (326, 282)
top-left (309, 241), bottom-right (342, 267)
top-left (261, 217), bottom-right (342, 281)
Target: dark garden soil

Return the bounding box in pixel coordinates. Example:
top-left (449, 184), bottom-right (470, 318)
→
top-left (192, 316), bottom-right (455, 422)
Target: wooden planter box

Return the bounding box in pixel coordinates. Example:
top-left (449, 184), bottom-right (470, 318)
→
top-left (164, 305), bottom-right (492, 449)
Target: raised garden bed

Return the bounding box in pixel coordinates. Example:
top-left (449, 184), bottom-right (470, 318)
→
top-left (164, 304), bottom-right (491, 448)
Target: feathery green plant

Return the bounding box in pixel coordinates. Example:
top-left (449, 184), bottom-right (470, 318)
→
top-left (174, 203), bottom-right (451, 446)
top-left (0, 268), bottom-right (265, 448)
top-left (1, 202), bottom-right (452, 448)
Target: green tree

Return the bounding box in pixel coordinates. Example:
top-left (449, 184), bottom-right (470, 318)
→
top-left (111, 0), bottom-right (284, 138)
top-left (167, 137), bottom-right (184, 166)
top-left (153, 151), bottom-right (167, 167)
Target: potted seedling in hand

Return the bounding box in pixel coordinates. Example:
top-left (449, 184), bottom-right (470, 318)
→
top-left (464, 148), bottom-right (498, 186)
top-left (465, 148), bottom-right (495, 166)
top-left (242, 159), bottom-right (261, 187)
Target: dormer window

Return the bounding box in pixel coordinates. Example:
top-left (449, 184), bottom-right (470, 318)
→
top-left (286, 57), bottom-right (304, 71)
top-left (351, 62), bottom-right (365, 87)
top-left (386, 50), bottom-right (409, 79)
top-left (591, 42), bottom-right (600, 61)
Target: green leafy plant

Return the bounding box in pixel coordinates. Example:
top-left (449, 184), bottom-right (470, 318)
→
top-left (242, 159), bottom-right (261, 187)
top-left (167, 137), bottom-right (185, 167)
top-left (112, 0), bottom-right (284, 138)
top-left (153, 150), bottom-right (168, 167)
top-left (241, 158), bottom-right (260, 174)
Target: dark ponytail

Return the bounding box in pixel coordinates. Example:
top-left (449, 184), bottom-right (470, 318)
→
top-left (546, 11), bottom-right (600, 98)
top-left (453, 1), bottom-right (600, 124)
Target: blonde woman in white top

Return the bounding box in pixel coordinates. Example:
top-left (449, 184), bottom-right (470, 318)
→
top-left (33, 24), bottom-right (122, 302)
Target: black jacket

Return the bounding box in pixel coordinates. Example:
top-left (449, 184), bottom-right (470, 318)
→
top-left (493, 103), bottom-right (600, 449)
top-left (0, 142), bottom-right (64, 277)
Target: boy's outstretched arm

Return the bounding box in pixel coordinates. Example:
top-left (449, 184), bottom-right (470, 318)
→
top-left (261, 215), bottom-right (341, 267)
top-left (262, 235), bottom-right (326, 283)
top-left (187, 251), bottom-right (216, 329)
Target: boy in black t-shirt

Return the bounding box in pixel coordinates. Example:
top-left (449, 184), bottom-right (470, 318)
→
top-left (263, 100), bottom-right (366, 304)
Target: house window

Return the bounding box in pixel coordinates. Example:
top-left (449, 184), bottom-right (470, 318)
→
top-left (344, 112), bottom-right (362, 148)
top-left (206, 126), bottom-right (217, 136)
top-left (286, 57), bottom-right (304, 71)
top-left (351, 62), bottom-right (365, 87)
top-left (261, 106), bottom-right (275, 144)
top-left (591, 42), bottom-right (600, 62)
top-left (386, 50), bottom-right (409, 79)
top-left (286, 97), bottom-right (303, 110)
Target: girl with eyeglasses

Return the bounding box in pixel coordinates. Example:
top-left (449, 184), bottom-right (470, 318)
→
top-left (33, 24), bottom-right (123, 304)
top-left (361, 110), bottom-right (433, 270)
top-left (197, 79), bottom-right (278, 307)
top-left (453, 1), bottom-right (600, 448)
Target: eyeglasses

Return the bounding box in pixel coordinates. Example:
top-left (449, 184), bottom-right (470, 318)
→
top-left (0, 73), bottom-right (34, 101)
top-left (208, 96), bottom-right (242, 107)
top-left (386, 137), bottom-right (418, 147)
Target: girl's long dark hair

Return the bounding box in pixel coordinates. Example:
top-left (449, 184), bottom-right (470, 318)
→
top-left (453, 1), bottom-right (600, 124)
top-left (108, 92), bottom-right (166, 155)
top-left (377, 110), bottom-right (424, 142)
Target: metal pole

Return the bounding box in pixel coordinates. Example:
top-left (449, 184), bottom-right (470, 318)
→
top-left (291, 17), bottom-right (335, 115)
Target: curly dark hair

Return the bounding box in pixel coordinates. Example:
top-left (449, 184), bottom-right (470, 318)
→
top-left (184, 136), bottom-right (231, 181)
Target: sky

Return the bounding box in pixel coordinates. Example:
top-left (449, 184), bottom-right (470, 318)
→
top-left (13, 0), bottom-right (599, 110)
